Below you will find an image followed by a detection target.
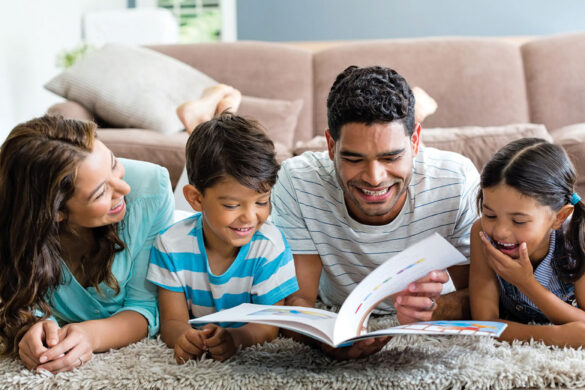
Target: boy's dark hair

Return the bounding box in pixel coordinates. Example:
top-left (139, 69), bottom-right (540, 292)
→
top-left (185, 112), bottom-right (279, 193)
top-left (326, 65), bottom-right (415, 141)
top-left (477, 137), bottom-right (585, 282)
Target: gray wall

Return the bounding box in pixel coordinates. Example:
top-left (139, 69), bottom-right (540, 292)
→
top-left (237, 0), bottom-right (585, 41)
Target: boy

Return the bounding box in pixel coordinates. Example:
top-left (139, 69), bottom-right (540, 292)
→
top-left (147, 113), bottom-right (298, 363)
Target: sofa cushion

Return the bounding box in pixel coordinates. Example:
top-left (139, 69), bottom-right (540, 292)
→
top-left (45, 43), bottom-right (217, 134)
top-left (422, 123), bottom-right (552, 171)
top-left (238, 95), bottom-right (303, 148)
top-left (292, 124), bottom-right (552, 173)
top-left (550, 123), bottom-right (585, 196)
top-left (313, 38), bottom-right (529, 138)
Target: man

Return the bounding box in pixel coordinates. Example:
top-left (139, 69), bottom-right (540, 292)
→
top-left (271, 65), bottom-right (479, 359)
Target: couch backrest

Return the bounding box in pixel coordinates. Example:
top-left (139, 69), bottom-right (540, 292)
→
top-left (313, 37), bottom-right (530, 138)
top-left (522, 32), bottom-right (585, 132)
top-left (150, 42), bottom-right (314, 144)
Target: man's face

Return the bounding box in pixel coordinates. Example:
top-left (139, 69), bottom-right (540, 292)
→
top-left (326, 121), bottom-right (420, 225)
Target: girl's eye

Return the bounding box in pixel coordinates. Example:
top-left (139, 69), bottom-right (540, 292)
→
top-left (483, 215), bottom-right (496, 219)
top-left (256, 201), bottom-right (269, 207)
top-left (513, 221), bottom-right (527, 225)
top-left (94, 189), bottom-right (106, 200)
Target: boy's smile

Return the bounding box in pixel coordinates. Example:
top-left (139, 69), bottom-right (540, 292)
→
top-left (186, 176), bottom-right (271, 268)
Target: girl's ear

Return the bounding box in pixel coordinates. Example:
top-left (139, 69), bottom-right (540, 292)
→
top-left (56, 210), bottom-right (65, 222)
top-left (552, 204), bottom-right (574, 230)
top-left (183, 184), bottom-right (204, 212)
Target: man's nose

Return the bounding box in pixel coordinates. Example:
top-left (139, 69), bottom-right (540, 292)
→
top-left (363, 161), bottom-right (386, 186)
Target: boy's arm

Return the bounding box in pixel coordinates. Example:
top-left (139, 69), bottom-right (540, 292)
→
top-left (158, 287), bottom-right (194, 347)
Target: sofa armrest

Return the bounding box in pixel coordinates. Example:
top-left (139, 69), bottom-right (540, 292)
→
top-left (47, 101), bottom-right (95, 122)
top-left (97, 128), bottom-right (188, 190)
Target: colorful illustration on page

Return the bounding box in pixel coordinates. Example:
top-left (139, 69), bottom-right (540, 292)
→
top-left (248, 307), bottom-right (335, 320)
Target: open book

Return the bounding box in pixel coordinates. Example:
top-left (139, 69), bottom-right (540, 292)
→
top-left (189, 233), bottom-right (507, 347)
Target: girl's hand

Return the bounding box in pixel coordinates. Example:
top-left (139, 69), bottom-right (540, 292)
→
top-left (202, 324), bottom-right (237, 362)
top-left (173, 328), bottom-right (207, 364)
top-left (479, 231), bottom-right (535, 290)
top-left (18, 319), bottom-right (60, 370)
top-left (35, 323), bottom-right (94, 374)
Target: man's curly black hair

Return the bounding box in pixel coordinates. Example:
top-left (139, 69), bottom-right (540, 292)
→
top-left (326, 65), bottom-right (415, 141)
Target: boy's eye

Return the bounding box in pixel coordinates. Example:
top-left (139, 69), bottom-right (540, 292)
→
top-left (256, 201), bottom-right (269, 207)
top-left (513, 220), bottom-right (527, 225)
top-left (483, 214), bottom-right (496, 219)
top-left (222, 204), bottom-right (238, 209)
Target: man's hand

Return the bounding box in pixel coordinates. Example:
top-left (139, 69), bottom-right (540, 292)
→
top-left (393, 270), bottom-right (449, 323)
top-left (320, 337), bottom-right (391, 360)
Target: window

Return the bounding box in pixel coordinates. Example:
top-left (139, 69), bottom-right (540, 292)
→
top-left (157, 0), bottom-right (222, 42)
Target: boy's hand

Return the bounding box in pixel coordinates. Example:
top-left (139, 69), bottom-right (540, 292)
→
top-left (174, 328), bottom-right (208, 364)
top-left (202, 324), bottom-right (237, 362)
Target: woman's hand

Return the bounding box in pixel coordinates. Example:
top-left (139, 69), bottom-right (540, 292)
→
top-left (479, 231), bottom-right (535, 291)
top-left (33, 323), bottom-right (94, 374)
top-left (18, 319), bottom-right (60, 370)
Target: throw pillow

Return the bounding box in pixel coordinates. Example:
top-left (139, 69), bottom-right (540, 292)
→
top-left (237, 95), bottom-right (303, 149)
top-left (44, 43), bottom-right (217, 134)
top-left (422, 123), bottom-right (553, 171)
top-left (550, 123), bottom-right (585, 196)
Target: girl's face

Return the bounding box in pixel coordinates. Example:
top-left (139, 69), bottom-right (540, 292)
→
top-left (64, 140), bottom-right (131, 229)
top-left (480, 183), bottom-right (558, 262)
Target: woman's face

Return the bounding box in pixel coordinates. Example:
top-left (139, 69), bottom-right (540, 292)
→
top-left (64, 140), bottom-right (130, 229)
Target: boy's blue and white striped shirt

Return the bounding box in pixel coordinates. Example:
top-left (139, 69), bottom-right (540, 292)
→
top-left (147, 213), bottom-right (298, 322)
top-left (270, 147), bottom-right (480, 312)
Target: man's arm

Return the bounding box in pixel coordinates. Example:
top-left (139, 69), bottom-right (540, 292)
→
top-left (282, 254), bottom-right (322, 346)
top-left (432, 264), bottom-right (470, 320)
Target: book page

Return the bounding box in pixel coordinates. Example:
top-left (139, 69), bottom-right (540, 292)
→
top-left (341, 320), bottom-right (507, 344)
top-left (188, 303), bottom-right (339, 345)
top-left (333, 233), bottom-right (466, 345)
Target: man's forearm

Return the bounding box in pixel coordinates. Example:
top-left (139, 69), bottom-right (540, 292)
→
top-left (431, 288), bottom-right (470, 320)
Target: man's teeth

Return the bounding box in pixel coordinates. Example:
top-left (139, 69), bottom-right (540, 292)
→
top-left (361, 188), bottom-right (389, 196)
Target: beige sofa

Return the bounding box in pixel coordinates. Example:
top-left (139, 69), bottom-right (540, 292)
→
top-left (48, 32), bottom-right (585, 194)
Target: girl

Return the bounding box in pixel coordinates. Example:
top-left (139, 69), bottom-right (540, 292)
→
top-left (470, 137), bottom-right (585, 347)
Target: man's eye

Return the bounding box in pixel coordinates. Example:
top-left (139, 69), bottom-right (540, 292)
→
top-left (342, 158), bottom-right (361, 164)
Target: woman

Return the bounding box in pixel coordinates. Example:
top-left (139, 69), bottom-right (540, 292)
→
top-left (0, 115), bottom-right (174, 373)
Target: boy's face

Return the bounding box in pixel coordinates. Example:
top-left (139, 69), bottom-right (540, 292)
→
top-left (184, 176), bottom-right (271, 256)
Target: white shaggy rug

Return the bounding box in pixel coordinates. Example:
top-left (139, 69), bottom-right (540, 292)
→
top-left (2, 314), bottom-right (585, 390)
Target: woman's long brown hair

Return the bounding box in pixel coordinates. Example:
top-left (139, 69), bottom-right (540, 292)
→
top-left (0, 115), bottom-right (125, 356)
